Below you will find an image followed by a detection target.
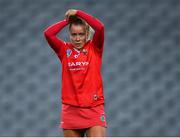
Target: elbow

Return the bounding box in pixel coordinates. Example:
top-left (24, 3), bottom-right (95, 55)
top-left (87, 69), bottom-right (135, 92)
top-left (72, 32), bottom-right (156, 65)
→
top-left (100, 23), bottom-right (104, 30)
top-left (97, 20), bottom-right (104, 31)
top-left (44, 30), bottom-right (49, 37)
top-left (44, 30), bottom-right (51, 39)
top-left (97, 23), bottom-right (104, 32)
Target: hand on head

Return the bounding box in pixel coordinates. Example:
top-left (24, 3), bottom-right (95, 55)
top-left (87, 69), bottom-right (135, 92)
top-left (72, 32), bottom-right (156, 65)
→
top-left (65, 9), bottom-right (77, 20)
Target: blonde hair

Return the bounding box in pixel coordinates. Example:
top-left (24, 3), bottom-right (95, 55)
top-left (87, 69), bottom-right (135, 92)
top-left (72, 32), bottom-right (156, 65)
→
top-left (87, 25), bottom-right (94, 40)
top-left (69, 16), bottom-right (94, 41)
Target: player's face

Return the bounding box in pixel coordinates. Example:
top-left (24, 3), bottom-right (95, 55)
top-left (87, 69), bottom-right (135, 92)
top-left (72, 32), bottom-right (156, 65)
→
top-left (69, 24), bottom-right (87, 50)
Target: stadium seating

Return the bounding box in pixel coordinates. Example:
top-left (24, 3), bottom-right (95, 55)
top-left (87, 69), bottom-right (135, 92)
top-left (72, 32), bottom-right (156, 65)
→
top-left (0, 0), bottom-right (180, 136)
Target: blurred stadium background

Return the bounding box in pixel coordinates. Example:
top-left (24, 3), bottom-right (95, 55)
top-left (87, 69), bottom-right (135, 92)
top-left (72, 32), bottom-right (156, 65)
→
top-left (0, 0), bottom-right (180, 136)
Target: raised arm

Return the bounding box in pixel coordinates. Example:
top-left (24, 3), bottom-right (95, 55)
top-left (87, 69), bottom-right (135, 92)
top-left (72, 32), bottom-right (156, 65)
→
top-left (44, 19), bottom-right (69, 59)
top-left (77, 10), bottom-right (104, 51)
top-left (66, 9), bottom-right (104, 52)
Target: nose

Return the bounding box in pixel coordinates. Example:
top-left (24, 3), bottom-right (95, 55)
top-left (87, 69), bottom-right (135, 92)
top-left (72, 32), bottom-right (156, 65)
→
top-left (75, 36), bottom-right (80, 41)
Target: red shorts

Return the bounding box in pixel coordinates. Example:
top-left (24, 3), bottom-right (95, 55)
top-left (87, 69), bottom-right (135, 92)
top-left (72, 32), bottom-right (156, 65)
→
top-left (60, 104), bottom-right (107, 129)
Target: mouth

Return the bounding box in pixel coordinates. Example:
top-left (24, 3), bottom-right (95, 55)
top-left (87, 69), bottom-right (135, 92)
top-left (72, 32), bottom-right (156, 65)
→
top-left (74, 43), bottom-right (82, 47)
top-left (75, 43), bottom-right (81, 45)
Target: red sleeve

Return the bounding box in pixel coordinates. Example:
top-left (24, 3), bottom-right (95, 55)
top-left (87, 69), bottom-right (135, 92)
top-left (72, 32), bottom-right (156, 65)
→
top-left (76, 10), bottom-right (104, 53)
top-left (44, 19), bottom-right (69, 60)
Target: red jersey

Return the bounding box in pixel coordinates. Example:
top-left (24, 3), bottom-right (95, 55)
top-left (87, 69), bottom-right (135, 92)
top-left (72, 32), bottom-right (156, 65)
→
top-left (44, 10), bottom-right (105, 107)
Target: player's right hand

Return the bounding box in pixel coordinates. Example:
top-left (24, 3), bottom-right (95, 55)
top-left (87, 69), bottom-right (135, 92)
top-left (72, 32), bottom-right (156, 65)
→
top-left (65, 9), bottom-right (77, 20)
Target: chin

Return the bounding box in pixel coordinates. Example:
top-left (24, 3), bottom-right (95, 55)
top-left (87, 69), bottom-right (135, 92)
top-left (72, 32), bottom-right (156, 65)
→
top-left (74, 45), bottom-right (83, 50)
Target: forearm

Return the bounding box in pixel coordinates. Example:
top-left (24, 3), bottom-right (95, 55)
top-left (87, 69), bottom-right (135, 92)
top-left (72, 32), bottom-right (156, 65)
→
top-left (76, 10), bottom-right (104, 31)
top-left (44, 19), bottom-right (69, 58)
top-left (44, 19), bottom-right (69, 38)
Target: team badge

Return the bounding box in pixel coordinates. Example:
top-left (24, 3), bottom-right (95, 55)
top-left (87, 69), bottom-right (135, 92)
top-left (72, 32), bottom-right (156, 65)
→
top-left (66, 49), bottom-right (72, 57)
top-left (82, 49), bottom-right (88, 55)
top-left (100, 115), bottom-right (106, 122)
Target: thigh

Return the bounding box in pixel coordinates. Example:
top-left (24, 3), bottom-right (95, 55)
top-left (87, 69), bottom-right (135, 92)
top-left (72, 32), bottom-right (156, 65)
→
top-left (63, 129), bottom-right (86, 137)
top-left (86, 126), bottom-right (106, 137)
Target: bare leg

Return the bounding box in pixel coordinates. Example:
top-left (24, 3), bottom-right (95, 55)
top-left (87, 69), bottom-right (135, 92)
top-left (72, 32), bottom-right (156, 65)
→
top-left (86, 126), bottom-right (106, 137)
top-left (63, 129), bottom-right (86, 137)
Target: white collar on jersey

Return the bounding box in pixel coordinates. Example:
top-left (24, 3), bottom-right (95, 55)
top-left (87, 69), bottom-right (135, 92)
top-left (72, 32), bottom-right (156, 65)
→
top-left (73, 48), bottom-right (80, 53)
